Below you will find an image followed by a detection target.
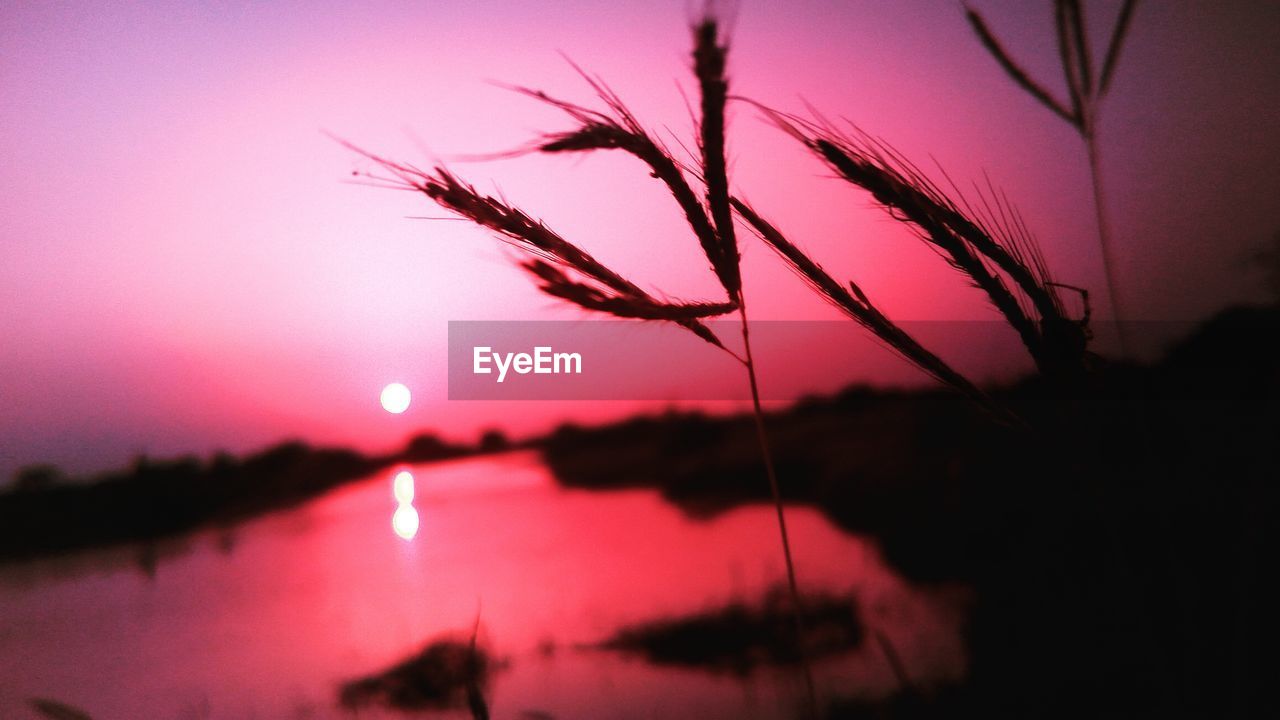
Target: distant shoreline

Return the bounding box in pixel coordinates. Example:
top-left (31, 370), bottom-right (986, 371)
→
top-left (0, 429), bottom-right (512, 564)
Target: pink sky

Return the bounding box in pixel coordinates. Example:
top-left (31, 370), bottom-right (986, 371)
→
top-left (2, 1), bottom-right (1278, 480)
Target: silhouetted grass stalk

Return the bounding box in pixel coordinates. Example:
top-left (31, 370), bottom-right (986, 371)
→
top-left (738, 293), bottom-right (819, 719)
top-left (695, 19), bottom-right (818, 717)
top-left (1084, 124), bottom-right (1127, 354)
top-left (965, 0), bottom-right (1138, 356)
top-left (349, 16), bottom-right (819, 717)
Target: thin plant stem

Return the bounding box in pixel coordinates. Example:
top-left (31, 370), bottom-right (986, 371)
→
top-left (737, 297), bottom-right (819, 720)
top-left (1084, 122), bottom-right (1131, 357)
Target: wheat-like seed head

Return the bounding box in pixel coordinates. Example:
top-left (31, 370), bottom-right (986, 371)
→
top-left (340, 140), bottom-right (737, 352)
top-left (495, 18), bottom-right (743, 303)
top-left (731, 197), bottom-right (1009, 419)
top-left (748, 107), bottom-right (1088, 378)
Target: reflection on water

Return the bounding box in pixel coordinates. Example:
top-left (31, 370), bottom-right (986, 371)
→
top-left (390, 470), bottom-right (419, 540)
top-left (391, 504), bottom-right (420, 541)
top-left (0, 452), bottom-right (966, 719)
top-left (392, 470), bottom-right (414, 505)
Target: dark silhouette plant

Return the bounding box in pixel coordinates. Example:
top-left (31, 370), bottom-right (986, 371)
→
top-left (346, 17), bottom-right (822, 717)
top-left (964, 0), bottom-right (1138, 354)
top-left (348, 11), bottom-right (1094, 716)
top-left (735, 111), bottom-right (1090, 387)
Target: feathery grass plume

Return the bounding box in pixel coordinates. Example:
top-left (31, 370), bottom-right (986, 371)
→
top-left (500, 18), bottom-right (742, 302)
top-left (513, 82), bottom-right (730, 295)
top-left (693, 16), bottom-right (741, 299)
top-left (759, 110), bottom-right (1087, 377)
top-left (501, 15), bottom-right (816, 710)
top-left (523, 260), bottom-right (737, 321)
top-left (731, 197), bottom-right (1009, 419)
top-left (507, 62), bottom-right (744, 299)
top-left (350, 17), bottom-right (826, 715)
top-left (964, 0), bottom-right (1139, 354)
top-left (407, 15), bottom-right (812, 714)
top-left (340, 141), bottom-right (736, 351)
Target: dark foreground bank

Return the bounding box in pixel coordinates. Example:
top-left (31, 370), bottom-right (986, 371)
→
top-left (541, 306), bottom-right (1278, 716)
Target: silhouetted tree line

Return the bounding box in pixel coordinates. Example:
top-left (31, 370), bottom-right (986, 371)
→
top-left (0, 430), bottom-right (501, 562)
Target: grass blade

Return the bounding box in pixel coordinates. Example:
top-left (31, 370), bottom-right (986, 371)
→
top-left (520, 85), bottom-right (724, 292)
top-left (1064, 0), bottom-right (1094, 96)
top-left (1101, 0), bottom-right (1138, 93)
top-left (1055, 0), bottom-right (1086, 121)
top-left (965, 4), bottom-right (1079, 127)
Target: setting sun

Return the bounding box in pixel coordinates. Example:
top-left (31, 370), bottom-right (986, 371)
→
top-left (379, 383), bottom-right (411, 414)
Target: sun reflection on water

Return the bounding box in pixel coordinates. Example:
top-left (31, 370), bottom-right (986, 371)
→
top-left (391, 503), bottom-right (419, 540)
top-left (390, 470), bottom-right (419, 540)
top-left (393, 470), bottom-right (415, 504)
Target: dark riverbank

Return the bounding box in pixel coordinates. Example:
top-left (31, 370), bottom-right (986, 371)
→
top-left (545, 305), bottom-right (1278, 716)
top-left (543, 306), bottom-right (1278, 581)
top-left (0, 431), bottom-right (498, 562)
top-left (601, 586), bottom-right (863, 675)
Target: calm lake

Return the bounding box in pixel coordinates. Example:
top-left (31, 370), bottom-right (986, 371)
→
top-left (0, 452), bottom-right (966, 719)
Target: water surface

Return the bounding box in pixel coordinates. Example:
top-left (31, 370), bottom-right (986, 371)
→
top-left (0, 452), bottom-right (965, 718)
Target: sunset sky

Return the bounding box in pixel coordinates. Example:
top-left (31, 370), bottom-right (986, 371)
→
top-left (2, 0), bottom-right (1278, 480)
